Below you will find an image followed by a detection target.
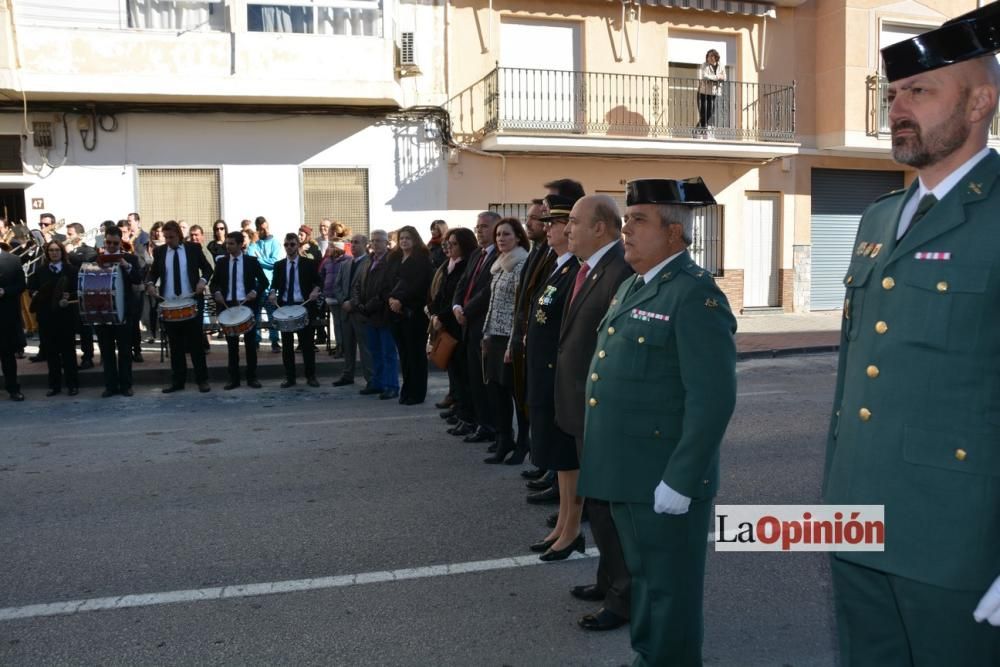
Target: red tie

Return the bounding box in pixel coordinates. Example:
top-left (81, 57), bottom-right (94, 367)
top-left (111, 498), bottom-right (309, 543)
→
top-left (463, 250), bottom-right (489, 306)
top-left (569, 262), bottom-right (591, 306)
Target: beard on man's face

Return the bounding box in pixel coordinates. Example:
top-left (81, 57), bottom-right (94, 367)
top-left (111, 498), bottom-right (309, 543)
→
top-left (890, 98), bottom-right (971, 169)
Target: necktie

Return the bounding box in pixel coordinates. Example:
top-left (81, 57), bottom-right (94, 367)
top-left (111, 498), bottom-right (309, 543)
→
top-left (569, 262), bottom-right (591, 306)
top-left (463, 250), bottom-right (489, 305)
top-left (902, 194), bottom-right (938, 239)
top-left (287, 260), bottom-right (296, 304)
top-left (172, 247), bottom-right (182, 297)
top-left (230, 257), bottom-right (238, 303)
top-left (51, 265), bottom-right (58, 274)
top-left (625, 276), bottom-right (645, 299)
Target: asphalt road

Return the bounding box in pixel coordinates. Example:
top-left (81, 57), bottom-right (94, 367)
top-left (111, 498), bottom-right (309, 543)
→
top-left (0, 354), bottom-right (840, 666)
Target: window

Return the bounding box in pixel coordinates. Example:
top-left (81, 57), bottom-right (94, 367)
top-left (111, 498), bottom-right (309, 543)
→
top-left (691, 205), bottom-right (723, 276)
top-left (302, 168), bottom-right (370, 236)
top-left (0, 136), bottom-right (22, 173)
top-left (488, 203), bottom-right (529, 222)
top-left (136, 168), bottom-right (221, 229)
top-left (126, 0), bottom-right (225, 31)
top-left (248, 1), bottom-right (382, 36)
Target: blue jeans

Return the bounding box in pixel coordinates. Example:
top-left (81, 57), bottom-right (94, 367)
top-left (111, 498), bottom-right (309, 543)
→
top-left (254, 291), bottom-right (280, 344)
top-left (365, 324), bottom-right (399, 392)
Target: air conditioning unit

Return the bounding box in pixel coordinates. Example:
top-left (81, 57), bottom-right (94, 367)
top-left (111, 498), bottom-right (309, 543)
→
top-left (397, 31), bottom-right (421, 76)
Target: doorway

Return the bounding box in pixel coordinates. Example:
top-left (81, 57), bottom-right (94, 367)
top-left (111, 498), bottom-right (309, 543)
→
top-left (743, 193), bottom-right (780, 308)
top-left (0, 189), bottom-right (26, 225)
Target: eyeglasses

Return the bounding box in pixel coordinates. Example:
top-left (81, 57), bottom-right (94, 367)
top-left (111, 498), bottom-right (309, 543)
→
top-left (284, 242), bottom-right (298, 248)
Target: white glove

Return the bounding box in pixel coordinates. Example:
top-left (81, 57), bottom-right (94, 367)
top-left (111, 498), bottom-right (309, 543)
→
top-left (973, 574), bottom-right (1000, 625)
top-left (653, 481), bottom-right (691, 515)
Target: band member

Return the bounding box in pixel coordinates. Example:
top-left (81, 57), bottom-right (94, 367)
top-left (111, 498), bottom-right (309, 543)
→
top-left (211, 231), bottom-right (269, 390)
top-left (28, 240), bottom-right (80, 396)
top-left (0, 245), bottom-right (25, 400)
top-left (65, 222), bottom-right (97, 370)
top-left (270, 233), bottom-right (321, 388)
top-left (145, 220), bottom-right (214, 393)
top-left (94, 226), bottom-right (144, 397)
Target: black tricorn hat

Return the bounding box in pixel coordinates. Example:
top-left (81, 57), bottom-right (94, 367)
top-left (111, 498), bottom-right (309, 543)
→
top-left (625, 177), bottom-right (716, 207)
top-left (881, 3), bottom-right (1000, 82)
top-left (540, 194), bottom-right (578, 222)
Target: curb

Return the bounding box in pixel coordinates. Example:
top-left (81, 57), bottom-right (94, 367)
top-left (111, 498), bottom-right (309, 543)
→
top-left (737, 345), bottom-right (840, 361)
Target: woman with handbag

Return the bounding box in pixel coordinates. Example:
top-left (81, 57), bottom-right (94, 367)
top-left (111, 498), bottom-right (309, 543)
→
top-left (481, 218), bottom-right (530, 464)
top-left (428, 227), bottom-right (476, 414)
top-left (387, 226), bottom-right (434, 405)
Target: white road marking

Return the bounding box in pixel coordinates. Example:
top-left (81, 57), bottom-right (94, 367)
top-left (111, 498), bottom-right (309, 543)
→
top-left (736, 390), bottom-right (787, 397)
top-left (0, 549), bottom-right (600, 622)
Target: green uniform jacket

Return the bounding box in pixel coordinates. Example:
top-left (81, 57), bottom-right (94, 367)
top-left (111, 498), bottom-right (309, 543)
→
top-left (824, 150), bottom-right (1000, 592)
top-left (578, 251), bottom-right (737, 503)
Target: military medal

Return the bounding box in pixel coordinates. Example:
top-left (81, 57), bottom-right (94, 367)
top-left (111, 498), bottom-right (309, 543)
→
top-left (869, 243), bottom-right (882, 258)
top-left (535, 309), bottom-right (547, 324)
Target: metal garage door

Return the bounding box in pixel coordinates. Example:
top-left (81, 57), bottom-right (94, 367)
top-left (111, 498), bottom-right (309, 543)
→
top-left (810, 169), bottom-right (904, 310)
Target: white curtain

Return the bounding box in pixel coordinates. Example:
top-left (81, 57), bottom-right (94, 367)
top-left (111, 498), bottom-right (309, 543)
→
top-left (248, 5), bottom-right (312, 33)
top-left (316, 5), bottom-right (382, 37)
top-left (127, 0), bottom-right (222, 31)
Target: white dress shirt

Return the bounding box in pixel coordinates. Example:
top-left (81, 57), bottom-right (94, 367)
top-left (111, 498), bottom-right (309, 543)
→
top-left (165, 245), bottom-right (193, 298)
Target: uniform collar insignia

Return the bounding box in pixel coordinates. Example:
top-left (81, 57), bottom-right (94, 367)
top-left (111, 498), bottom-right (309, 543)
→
top-left (969, 181), bottom-right (983, 195)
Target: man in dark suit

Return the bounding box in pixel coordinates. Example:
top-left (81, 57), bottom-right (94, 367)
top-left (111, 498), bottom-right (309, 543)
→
top-left (510, 199), bottom-right (556, 459)
top-left (211, 231), bottom-right (269, 390)
top-left (93, 226), bottom-right (145, 397)
top-left (556, 193), bottom-right (633, 631)
top-left (0, 246), bottom-right (25, 400)
top-left (270, 233), bottom-right (321, 388)
top-left (451, 211), bottom-right (501, 443)
top-left (145, 219), bottom-right (215, 393)
top-left (334, 234), bottom-right (374, 389)
top-left (39, 212), bottom-right (65, 243)
top-left (65, 222), bottom-right (98, 370)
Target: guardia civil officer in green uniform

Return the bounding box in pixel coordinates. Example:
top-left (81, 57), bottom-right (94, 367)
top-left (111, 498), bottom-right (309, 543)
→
top-left (578, 178), bottom-right (737, 666)
top-left (824, 5), bottom-right (1000, 664)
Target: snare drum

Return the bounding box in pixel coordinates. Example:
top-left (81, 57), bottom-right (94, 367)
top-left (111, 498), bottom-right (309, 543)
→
top-left (78, 263), bottom-right (126, 325)
top-left (272, 305), bottom-right (308, 332)
top-left (160, 297), bottom-right (198, 322)
top-left (218, 306), bottom-right (255, 337)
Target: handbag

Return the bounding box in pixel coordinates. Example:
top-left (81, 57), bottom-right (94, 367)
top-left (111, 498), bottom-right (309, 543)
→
top-left (428, 329), bottom-right (458, 370)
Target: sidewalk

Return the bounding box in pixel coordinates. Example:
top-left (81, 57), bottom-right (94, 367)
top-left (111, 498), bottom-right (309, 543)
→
top-left (11, 312), bottom-right (842, 388)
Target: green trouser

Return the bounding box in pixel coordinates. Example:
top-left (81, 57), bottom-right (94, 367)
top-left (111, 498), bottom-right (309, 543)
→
top-left (611, 498), bottom-right (712, 667)
top-left (831, 556), bottom-right (1000, 667)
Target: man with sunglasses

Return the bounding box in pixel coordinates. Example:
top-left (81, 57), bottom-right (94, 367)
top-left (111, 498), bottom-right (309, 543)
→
top-left (270, 233), bottom-right (321, 388)
top-left (211, 231), bottom-right (268, 390)
top-left (95, 226), bottom-right (144, 397)
top-left (38, 212), bottom-right (65, 243)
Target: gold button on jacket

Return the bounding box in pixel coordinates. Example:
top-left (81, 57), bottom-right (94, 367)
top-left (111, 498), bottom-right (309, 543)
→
top-left (859, 407), bottom-right (872, 421)
top-left (875, 321), bottom-right (888, 334)
top-left (882, 277), bottom-right (895, 290)
top-left (588, 398), bottom-right (598, 407)
top-left (866, 365), bottom-right (879, 378)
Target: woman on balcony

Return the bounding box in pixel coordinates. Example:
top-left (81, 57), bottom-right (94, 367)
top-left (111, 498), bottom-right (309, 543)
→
top-left (697, 49), bottom-right (726, 138)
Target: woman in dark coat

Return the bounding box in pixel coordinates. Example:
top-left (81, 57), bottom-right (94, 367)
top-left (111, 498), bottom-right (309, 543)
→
top-left (388, 226), bottom-right (434, 405)
top-left (28, 240), bottom-right (80, 396)
top-left (428, 227), bottom-right (476, 417)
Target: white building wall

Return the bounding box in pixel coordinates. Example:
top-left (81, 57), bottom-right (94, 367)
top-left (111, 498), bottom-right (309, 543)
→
top-left (1, 111), bottom-right (450, 240)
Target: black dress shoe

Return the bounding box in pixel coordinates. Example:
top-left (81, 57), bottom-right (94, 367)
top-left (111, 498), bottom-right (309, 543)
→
top-left (448, 421), bottom-right (475, 436)
top-left (79, 358), bottom-right (94, 370)
top-left (224, 382), bottom-right (239, 391)
top-left (197, 383), bottom-right (211, 393)
top-left (463, 428), bottom-right (494, 443)
top-left (247, 380), bottom-right (262, 389)
top-left (401, 398), bottom-right (424, 406)
top-left (526, 478), bottom-right (553, 491)
top-left (281, 379), bottom-right (297, 389)
top-left (9, 391), bottom-right (24, 402)
top-left (540, 533), bottom-right (585, 562)
top-left (527, 486), bottom-right (560, 505)
top-left (101, 389), bottom-right (117, 398)
top-left (379, 389), bottom-right (399, 400)
top-left (521, 467), bottom-right (547, 480)
top-left (121, 387), bottom-right (134, 397)
top-left (332, 377), bottom-right (354, 387)
top-left (570, 585), bottom-right (606, 602)
top-left (162, 385), bottom-right (184, 394)
top-left (306, 377), bottom-right (320, 388)
top-left (359, 386), bottom-right (381, 395)
top-left (529, 537), bottom-right (557, 553)
top-left (446, 416), bottom-right (459, 425)
top-left (577, 607), bottom-right (628, 631)
top-left (46, 388), bottom-right (61, 397)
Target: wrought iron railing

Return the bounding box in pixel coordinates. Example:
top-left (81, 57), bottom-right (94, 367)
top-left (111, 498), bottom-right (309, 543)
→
top-left (447, 66), bottom-right (795, 143)
top-left (867, 74), bottom-right (1000, 137)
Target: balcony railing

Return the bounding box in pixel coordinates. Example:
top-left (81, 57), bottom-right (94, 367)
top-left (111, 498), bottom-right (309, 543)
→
top-left (447, 66), bottom-right (796, 144)
top-left (867, 74), bottom-right (1000, 137)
